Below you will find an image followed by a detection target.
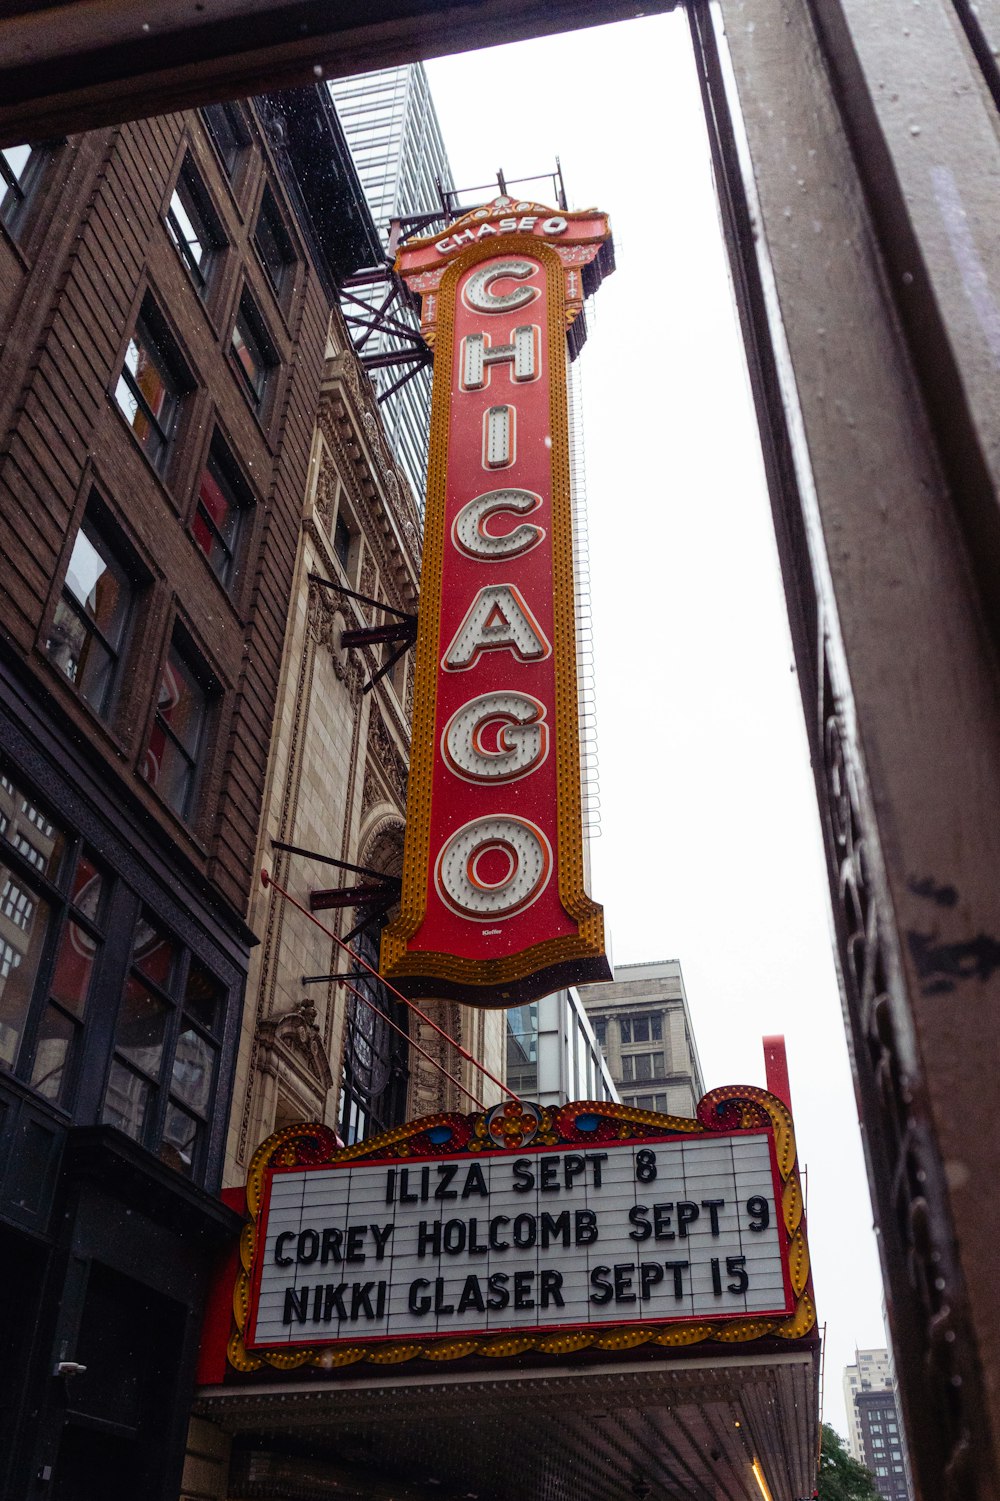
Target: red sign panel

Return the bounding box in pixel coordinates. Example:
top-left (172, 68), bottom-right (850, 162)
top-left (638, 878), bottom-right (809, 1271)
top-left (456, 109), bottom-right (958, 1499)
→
top-left (381, 199), bottom-right (614, 1005)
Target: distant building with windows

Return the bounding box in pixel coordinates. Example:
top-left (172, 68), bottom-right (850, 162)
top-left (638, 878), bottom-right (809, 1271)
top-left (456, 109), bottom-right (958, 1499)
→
top-left (843, 1349), bottom-right (911, 1500)
top-left (506, 989), bottom-right (618, 1108)
top-left (329, 64), bottom-right (456, 504)
top-left (579, 959), bottom-right (705, 1116)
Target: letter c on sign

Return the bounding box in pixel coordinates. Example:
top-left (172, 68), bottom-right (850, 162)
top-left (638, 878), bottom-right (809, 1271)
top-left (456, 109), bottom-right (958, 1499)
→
top-left (464, 260), bottom-right (539, 315)
top-left (453, 489), bottom-right (544, 561)
top-left (435, 816), bottom-right (552, 920)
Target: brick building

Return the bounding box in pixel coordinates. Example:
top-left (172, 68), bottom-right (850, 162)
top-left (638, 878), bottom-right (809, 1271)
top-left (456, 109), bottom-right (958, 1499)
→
top-left (0, 90), bottom-right (381, 1501)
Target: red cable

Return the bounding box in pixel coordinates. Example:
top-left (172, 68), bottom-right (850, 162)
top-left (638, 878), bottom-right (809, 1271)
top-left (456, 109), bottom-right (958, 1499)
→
top-left (337, 970), bottom-right (485, 1111)
top-left (261, 868), bottom-right (520, 1105)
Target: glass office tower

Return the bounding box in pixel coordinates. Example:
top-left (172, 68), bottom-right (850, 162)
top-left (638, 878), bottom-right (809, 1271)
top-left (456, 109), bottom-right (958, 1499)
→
top-left (329, 65), bottom-right (456, 507)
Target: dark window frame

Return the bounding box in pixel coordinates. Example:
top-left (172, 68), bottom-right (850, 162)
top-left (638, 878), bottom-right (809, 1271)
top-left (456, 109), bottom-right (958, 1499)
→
top-left (337, 922), bottom-right (409, 1146)
top-left (253, 184), bottom-right (297, 307)
top-left (200, 102), bottom-right (251, 183)
top-left (165, 153), bottom-right (226, 296)
top-left (191, 435), bottom-right (255, 592)
top-left (230, 289), bottom-right (279, 415)
top-left (0, 141), bottom-right (52, 237)
top-left (44, 498), bottom-right (147, 722)
top-left (0, 771), bottom-right (107, 1112)
top-left (113, 296), bottom-right (193, 473)
top-left (102, 914), bottom-right (224, 1180)
top-left (143, 633), bottom-right (217, 826)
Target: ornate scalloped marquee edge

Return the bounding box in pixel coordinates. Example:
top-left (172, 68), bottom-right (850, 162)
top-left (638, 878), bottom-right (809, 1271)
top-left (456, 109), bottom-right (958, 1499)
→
top-left (226, 1088), bottom-right (815, 1375)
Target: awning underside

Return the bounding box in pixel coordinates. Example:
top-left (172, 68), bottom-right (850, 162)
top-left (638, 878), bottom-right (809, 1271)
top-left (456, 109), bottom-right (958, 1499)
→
top-left (198, 1348), bottom-right (818, 1501)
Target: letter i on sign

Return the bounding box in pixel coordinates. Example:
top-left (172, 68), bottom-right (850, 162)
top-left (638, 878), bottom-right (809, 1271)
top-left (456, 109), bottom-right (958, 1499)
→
top-left (383, 200), bottom-right (616, 1007)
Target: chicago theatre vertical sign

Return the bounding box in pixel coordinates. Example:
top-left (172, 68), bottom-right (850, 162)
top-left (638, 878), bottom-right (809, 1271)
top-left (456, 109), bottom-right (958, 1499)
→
top-left (382, 199), bottom-right (614, 1006)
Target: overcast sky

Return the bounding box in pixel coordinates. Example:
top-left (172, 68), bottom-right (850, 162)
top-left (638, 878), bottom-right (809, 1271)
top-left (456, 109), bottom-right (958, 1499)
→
top-left (427, 11), bottom-right (886, 1439)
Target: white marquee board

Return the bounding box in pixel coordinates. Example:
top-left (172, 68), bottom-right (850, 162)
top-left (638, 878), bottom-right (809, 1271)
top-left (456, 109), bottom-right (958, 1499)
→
top-left (247, 1131), bottom-right (793, 1349)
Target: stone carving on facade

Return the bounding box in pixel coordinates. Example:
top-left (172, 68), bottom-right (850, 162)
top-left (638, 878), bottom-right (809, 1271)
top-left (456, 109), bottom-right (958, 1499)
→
top-left (367, 708), bottom-right (408, 809)
top-left (307, 577), bottom-right (365, 699)
top-left (820, 644), bottom-right (976, 1498)
top-left (361, 765), bottom-right (380, 820)
top-left (313, 454), bottom-right (338, 534)
top-left (324, 350), bottom-right (423, 551)
top-left (360, 551), bottom-right (377, 604)
top-left (257, 998), bottom-right (335, 1095)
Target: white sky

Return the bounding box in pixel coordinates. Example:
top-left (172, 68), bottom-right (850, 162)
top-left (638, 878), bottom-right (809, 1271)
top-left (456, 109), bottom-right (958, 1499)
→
top-left (426, 10), bottom-right (886, 1440)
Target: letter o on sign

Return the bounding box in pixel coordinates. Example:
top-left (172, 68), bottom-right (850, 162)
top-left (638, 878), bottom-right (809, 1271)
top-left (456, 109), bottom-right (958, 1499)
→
top-left (435, 816), bottom-right (552, 919)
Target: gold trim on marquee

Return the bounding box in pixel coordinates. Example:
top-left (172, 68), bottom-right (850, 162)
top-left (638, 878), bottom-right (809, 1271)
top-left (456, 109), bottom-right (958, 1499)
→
top-left (225, 1087), bottom-right (815, 1375)
top-left (379, 234), bottom-right (606, 999)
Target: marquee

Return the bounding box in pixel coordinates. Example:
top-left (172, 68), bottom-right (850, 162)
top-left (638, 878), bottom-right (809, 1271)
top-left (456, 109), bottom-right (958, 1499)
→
top-left (216, 1088), bottom-right (815, 1375)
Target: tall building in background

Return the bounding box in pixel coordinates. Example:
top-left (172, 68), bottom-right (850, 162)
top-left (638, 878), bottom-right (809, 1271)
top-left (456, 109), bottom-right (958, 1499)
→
top-left (329, 65), bottom-right (455, 505)
top-left (842, 1349), bottom-right (911, 1500)
top-left (506, 989), bottom-right (618, 1107)
top-left (843, 1348), bottom-right (891, 1460)
top-left (580, 959), bottom-right (705, 1115)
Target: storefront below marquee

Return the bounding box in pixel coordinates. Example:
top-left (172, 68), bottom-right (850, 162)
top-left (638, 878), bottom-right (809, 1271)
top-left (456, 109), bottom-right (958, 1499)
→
top-left (195, 1349), bottom-right (818, 1501)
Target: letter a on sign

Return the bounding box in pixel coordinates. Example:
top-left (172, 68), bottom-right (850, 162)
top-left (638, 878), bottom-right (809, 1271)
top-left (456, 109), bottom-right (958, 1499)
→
top-left (382, 199), bottom-right (615, 1005)
top-left (443, 585), bottom-right (550, 671)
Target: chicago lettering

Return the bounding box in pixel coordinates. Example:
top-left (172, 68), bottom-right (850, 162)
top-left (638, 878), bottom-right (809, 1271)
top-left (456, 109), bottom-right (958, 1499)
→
top-left (428, 253), bottom-right (552, 923)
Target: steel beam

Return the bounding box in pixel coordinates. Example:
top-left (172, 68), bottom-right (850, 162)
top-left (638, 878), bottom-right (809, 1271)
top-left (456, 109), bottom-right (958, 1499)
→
top-left (0, 0), bottom-right (673, 147)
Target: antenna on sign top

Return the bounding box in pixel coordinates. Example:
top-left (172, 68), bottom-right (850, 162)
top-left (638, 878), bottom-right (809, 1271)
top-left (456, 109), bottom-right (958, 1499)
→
top-left (496, 168), bottom-right (508, 196)
top-left (555, 156), bottom-right (568, 211)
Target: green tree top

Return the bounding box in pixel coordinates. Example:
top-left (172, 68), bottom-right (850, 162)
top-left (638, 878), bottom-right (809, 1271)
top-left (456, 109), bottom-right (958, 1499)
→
top-left (817, 1423), bottom-right (882, 1501)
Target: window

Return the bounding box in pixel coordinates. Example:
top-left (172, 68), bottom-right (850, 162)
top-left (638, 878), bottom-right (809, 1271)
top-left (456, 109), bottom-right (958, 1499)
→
top-left (29, 851), bottom-right (104, 1105)
top-left (231, 292), bottom-right (278, 412)
top-left (166, 157), bottom-right (224, 292)
top-left (619, 1012), bottom-right (663, 1044)
top-left (102, 916), bottom-right (223, 1177)
top-left (591, 1015), bottom-right (607, 1046)
top-left (114, 299), bottom-right (189, 469)
top-left (0, 773), bottom-right (101, 1105)
top-left (506, 1003), bottom-right (539, 1097)
top-left (1, 143), bottom-right (47, 232)
top-left (11, 832), bottom-right (44, 870)
top-left (254, 186), bottom-right (296, 303)
top-left (620, 1050), bottom-right (664, 1083)
top-left (144, 640), bottom-right (211, 821)
top-left (192, 440), bottom-right (252, 589)
top-left (338, 922), bottom-right (409, 1145)
top-left (201, 103), bottom-right (249, 179)
top-left (45, 511), bottom-right (138, 717)
top-left (630, 1093), bottom-right (669, 1113)
top-left (334, 514), bottom-right (352, 572)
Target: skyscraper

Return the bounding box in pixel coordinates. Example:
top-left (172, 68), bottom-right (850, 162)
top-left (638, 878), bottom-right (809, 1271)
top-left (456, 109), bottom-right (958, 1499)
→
top-left (842, 1349), bottom-right (911, 1501)
top-left (329, 64), bottom-right (456, 505)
